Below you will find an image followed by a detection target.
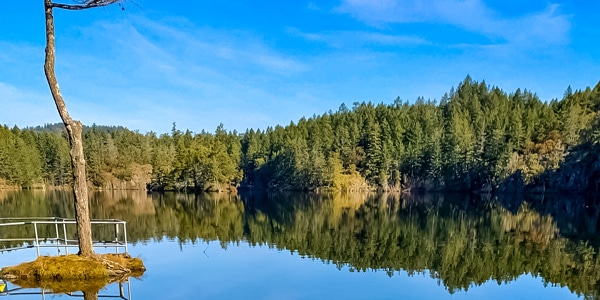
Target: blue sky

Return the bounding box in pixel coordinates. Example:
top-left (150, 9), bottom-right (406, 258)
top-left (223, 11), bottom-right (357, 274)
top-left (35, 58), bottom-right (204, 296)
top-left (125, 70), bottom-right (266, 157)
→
top-left (0, 0), bottom-right (598, 134)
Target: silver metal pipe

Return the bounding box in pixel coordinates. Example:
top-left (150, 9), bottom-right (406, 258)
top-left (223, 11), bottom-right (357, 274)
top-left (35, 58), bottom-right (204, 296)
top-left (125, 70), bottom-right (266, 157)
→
top-left (33, 222), bottom-right (40, 257)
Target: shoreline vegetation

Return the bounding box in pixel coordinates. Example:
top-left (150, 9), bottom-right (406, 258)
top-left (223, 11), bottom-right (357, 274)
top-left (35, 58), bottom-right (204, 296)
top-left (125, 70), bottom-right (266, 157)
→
top-left (1, 77), bottom-right (599, 195)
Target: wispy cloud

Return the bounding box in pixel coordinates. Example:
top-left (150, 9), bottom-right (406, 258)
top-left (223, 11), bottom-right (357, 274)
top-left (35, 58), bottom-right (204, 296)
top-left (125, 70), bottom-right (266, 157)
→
top-left (125, 17), bottom-right (309, 75)
top-left (288, 27), bottom-right (428, 47)
top-left (307, 2), bottom-right (321, 11)
top-left (0, 82), bottom-right (58, 127)
top-left (0, 14), bottom-right (318, 133)
top-left (18, 16), bottom-right (316, 132)
top-left (336, 0), bottom-right (571, 46)
top-left (1, 3), bottom-right (587, 135)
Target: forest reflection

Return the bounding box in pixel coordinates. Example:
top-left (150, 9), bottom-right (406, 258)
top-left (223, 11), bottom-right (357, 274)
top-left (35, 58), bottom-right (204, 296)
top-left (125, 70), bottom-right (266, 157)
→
top-left (1, 190), bottom-right (600, 297)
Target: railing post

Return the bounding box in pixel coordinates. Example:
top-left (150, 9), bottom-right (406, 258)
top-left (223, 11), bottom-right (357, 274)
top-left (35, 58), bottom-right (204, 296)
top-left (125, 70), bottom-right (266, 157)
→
top-left (62, 221), bottom-right (69, 255)
top-left (54, 220), bottom-right (60, 251)
top-left (115, 222), bottom-right (120, 253)
top-left (123, 222), bottom-right (128, 253)
top-left (119, 281), bottom-right (124, 298)
top-left (127, 279), bottom-right (132, 300)
top-left (33, 222), bottom-right (40, 257)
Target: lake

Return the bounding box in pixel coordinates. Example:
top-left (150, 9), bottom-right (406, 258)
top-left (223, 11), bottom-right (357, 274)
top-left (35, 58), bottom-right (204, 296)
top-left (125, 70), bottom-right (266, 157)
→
top-left (1, 190), bottom-right (599, 299)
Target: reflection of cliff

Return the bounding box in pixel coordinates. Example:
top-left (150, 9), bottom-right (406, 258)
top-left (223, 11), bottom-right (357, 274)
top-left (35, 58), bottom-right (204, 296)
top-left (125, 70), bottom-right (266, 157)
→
top-left (525, 194), bottom-right (600, 245)
top-left (91, 190), bottom-right (156, 218)
top-left (0, 188), bottom-right (18, 202)
top-left (496, 203), bottom-right (558, 245)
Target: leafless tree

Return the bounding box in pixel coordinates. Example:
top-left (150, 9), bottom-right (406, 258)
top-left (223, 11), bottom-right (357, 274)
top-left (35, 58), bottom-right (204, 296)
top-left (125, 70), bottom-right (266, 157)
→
top-left (43, 0), bottom-right (123, 257)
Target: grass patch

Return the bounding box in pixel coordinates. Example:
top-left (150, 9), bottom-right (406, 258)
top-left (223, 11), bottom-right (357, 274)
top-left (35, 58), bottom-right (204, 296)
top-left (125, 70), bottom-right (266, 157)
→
top-left (1, 253), bottom-right (145, 292)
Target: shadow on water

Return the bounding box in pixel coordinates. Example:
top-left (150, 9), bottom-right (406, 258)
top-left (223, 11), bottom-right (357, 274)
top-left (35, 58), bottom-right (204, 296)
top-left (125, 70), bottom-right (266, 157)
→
top-left (2, 189), bottom-right (600, 298)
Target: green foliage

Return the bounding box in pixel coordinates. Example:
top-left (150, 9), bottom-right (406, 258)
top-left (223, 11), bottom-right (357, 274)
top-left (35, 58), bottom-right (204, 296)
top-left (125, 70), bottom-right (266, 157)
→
top-left (236, 77), bottom-right (600, 192)
top-left (36, 131), bottom-right (71, 186)
top-left (2, 78), bottom-right (599, 192)
top-left (0, 126), bottom-right (43, 186)
top-left (0, 124), bottom-right (242, 191)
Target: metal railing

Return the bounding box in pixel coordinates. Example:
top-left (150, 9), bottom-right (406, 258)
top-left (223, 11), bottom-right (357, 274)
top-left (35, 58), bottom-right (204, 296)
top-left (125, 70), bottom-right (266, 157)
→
top-left (0, 217), bottom-right (128, 256)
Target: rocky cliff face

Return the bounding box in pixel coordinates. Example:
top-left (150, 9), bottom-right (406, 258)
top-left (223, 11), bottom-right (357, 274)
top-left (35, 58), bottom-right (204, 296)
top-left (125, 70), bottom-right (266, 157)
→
top-left (495, 170), bottom-right (525, 194)
top-left (0, 179), bottom-right (19, 190)
top-left (96, 163), bottom-right (152, 191)
top-left (495, 143), bottom-right (600, 195)
top-left (544, 144), bottom-right (600, 194)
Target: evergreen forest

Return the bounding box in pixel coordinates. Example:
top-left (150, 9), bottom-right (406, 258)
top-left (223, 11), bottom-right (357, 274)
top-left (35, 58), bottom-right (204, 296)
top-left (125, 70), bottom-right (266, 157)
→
top-left (1, 76), bottom-right (600, 193)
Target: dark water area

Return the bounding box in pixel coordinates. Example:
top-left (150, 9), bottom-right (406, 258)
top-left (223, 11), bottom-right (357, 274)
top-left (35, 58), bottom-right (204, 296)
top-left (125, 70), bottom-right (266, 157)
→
top-left (1, 190), bottom-right (600, 299)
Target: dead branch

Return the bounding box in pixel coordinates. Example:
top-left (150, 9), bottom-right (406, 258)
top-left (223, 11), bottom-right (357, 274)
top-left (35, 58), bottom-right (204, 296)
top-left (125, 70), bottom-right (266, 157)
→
top-left (51, 0), bottom-right (122, 10)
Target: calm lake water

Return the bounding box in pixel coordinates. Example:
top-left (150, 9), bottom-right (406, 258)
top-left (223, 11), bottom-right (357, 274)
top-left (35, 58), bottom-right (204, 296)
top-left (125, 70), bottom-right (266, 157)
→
top-left (1, 190), bottom-right (599, 299)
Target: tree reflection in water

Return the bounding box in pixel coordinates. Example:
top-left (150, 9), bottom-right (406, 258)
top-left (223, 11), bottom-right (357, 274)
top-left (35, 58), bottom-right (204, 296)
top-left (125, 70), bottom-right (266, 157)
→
top-left (1, 190), bottom-right (600, 298)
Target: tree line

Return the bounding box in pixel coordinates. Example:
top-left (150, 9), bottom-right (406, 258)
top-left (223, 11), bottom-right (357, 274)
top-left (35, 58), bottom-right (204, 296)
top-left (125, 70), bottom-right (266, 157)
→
top-left (1, 76), bottom-right (599, 192)
top-left (0, 123), bottom-right (242, 191)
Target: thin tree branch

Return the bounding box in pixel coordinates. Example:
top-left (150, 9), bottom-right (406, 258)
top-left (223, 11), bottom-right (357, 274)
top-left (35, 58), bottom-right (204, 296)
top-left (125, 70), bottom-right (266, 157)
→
top-left (51, 0), bottom-right (121, 10)
top-left (51, 3), bottom-right (106, 10)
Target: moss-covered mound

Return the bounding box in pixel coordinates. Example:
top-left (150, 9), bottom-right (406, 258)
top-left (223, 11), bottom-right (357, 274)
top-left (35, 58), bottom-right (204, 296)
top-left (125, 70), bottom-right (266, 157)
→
top-left (0, 253), bottom-right (145, 284)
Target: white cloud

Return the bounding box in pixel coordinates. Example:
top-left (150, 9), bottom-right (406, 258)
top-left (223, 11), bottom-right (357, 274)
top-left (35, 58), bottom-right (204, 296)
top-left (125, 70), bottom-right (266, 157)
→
top-left (336, 0), bottom-right (571, 46)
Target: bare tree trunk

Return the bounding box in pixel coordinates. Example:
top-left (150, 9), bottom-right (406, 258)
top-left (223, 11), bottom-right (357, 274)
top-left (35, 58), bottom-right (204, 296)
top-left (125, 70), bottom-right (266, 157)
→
top-left (44, 0), bottom-right (94, 257)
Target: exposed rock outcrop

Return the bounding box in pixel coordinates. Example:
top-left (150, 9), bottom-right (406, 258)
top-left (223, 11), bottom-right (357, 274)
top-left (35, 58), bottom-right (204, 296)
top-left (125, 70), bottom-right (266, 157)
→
top-left (496, 143), bottom-right (600, 195)
top-left (95, 164), bottom-right (152, 191)
top-left (0, 179), bottom-right (19, 190)
top-left (543, 143), bottom-right (600, 194)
